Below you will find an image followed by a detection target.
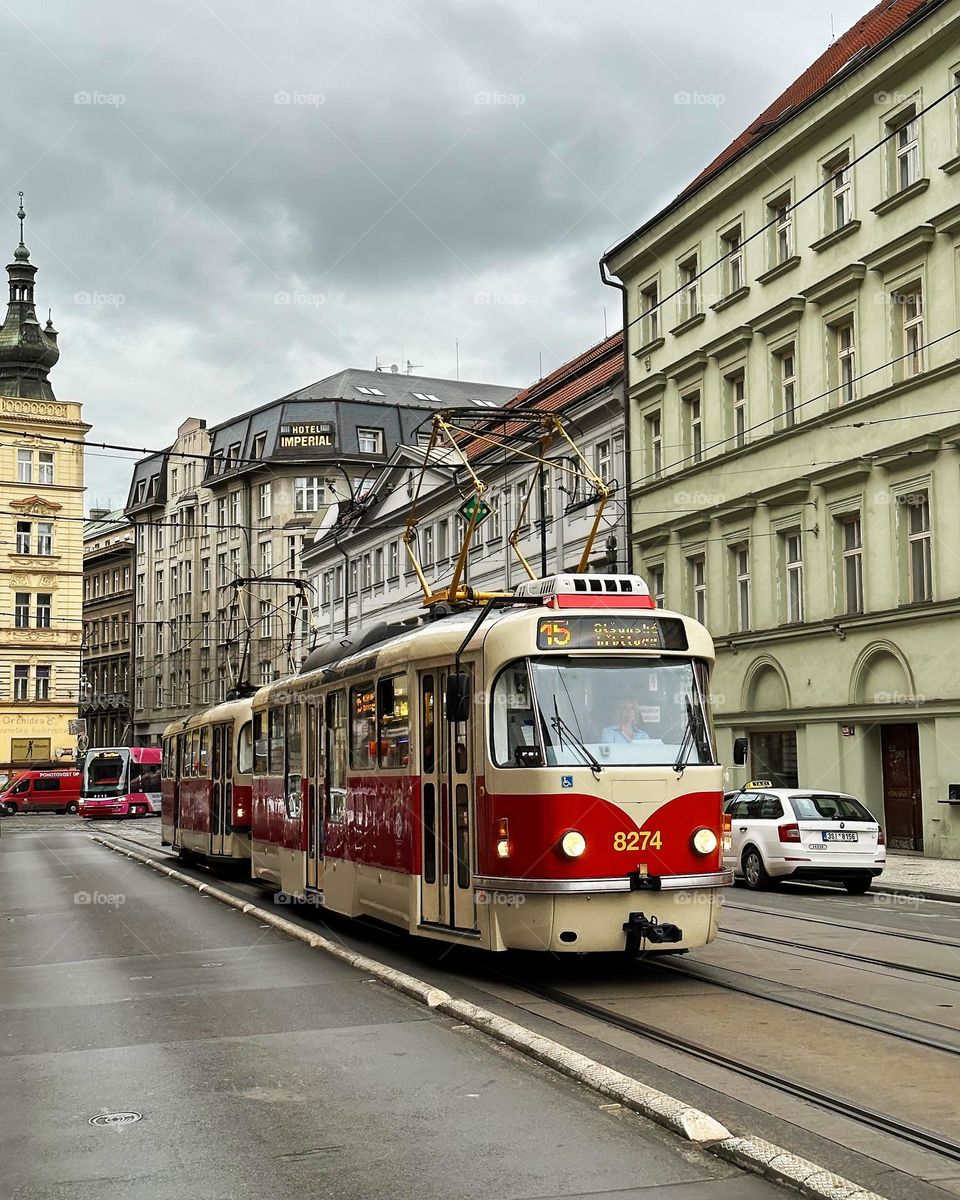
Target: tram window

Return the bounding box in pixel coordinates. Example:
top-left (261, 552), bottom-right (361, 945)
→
top-left (491, 662), bottom-right (537, 767)
top-left (237, 721), bottom-right (253, 775)
top-left (422, 675), bottom-right (435, 774)
top-left (253, 712), bottom-right (267, 774)
top-left (197, 727), bottom-right (209, 777)
top-left (161, 739), bottom-right (170, 779)
top-left (455, 783), bottom-right (470, 888)
top-left (327, 690), bottom-right (347, 823)
top-left (422, 782), bottom-right (437, 883)
top-left (177, 734), bottom-right (188, 778)
top-left (378, 675), bottom-right (410, 769)
top-left (268, 707), bottom-right (285, 775)
top-left (285, 704), bottom-right (303, 818)
top-left (350, 684), bottom-right (376, 769)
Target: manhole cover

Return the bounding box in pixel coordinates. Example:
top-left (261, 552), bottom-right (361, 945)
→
top-left (89, 1112), bottom-right (142, 1127)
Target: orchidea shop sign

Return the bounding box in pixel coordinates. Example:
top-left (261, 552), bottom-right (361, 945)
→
top-left (277, 422), bottom-right (335, 449)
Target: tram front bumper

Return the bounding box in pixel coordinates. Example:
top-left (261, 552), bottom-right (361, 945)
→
top-left (473, 871), bottom-right (732, 953)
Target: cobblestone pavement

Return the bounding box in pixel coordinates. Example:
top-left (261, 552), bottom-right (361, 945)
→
top-left (880, 850), bottom-right (960, 894)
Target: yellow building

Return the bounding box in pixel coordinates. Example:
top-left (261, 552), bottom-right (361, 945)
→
top-left (0, 198), bottom-right (88, 777)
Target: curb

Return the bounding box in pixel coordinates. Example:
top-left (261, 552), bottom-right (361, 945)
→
top-left (91, 835), bottom-right (890, 1200)
top-left (871, 881), bottom-right (960, 905)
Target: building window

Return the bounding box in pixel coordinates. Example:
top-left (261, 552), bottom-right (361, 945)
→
top-left (216, 497), bottom-right (227, 539)
top-left (252, 432), bottom-right (267, 459)
top-left (258, 482), bottom-right (272, 519)
top-left (688, 555), bottom-right (706, 625)
top-left (906, 492), bottom-right (932, 603)
top-left (769, 191), bottom-right (793, 265)
top-left (373, 547), bottom-right (384, 585)
top-left (777, 350), bottom-right (796, 429)
top-left (640, 279), bottom-right (660, 344)
top-left (684, 392), bottom-right (703, 464)
top-left (733, 544), bottom-right (751, 631)
top-left (358, 427), bottom-right (383, 454)
top-left (596, 440), bottom-right (611, 482)
top-left (36, 593), bottom-right (51, 628)
top-left (35, 665), bottom-right (50, 701)
top-left (827, 153), bottom-right (852, 230)
top-left (259, 600), bottom-right (273, 639)
top-left (894, 114), bottom-right (920, 191)
top-left (13, 665), bottom-right (27, 701)
top-left (334, 564), bottom-right (344, 600)
top-left (15, 521), bottom-right (30, 554)
top-left (37, 522), bottom-right (52, 556)
top-left (294, 476), bottom-right (323, 512)
top-left (349, 559), bottom-right (358, 594)
top-left (14, 592), bottom-right (29, 628)
top-left (362, 552), bottom-right (372, 589)
top-left (423, 525), bottom-right (434, 566)
top-left (784, 530), bottom-right (804, 623)
top-left (648, 564), bottom-right (665, 609)
top-left (840, 515), bottom-right (863, 615)
top-left (679, 253), bottom-right (699, 321)
top-left (388, 540), bottom-right (399, 579)
top-left (229, 490), bottom-right (241, 527)
top-left (836, 321), bottom-right (856, 404)
top-left (898, 286), bottom-right (924, 377)
top-left (259, 541), bottom-right (272, 575)
top-left (646, 411), bottom-right (662, 479)
top-left (17, 449), bottom-right (33, 483)
top-left (728, 373), bottom-right (747, 448)
top-left (722, 225), bottom-right (743, 293)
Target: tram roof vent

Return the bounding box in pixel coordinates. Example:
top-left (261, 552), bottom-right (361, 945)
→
top-left (514, 574), bottom-right (655, 610)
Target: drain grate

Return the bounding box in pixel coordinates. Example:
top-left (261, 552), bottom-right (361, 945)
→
top-left (89, 1112), bottom-right (142, 1127)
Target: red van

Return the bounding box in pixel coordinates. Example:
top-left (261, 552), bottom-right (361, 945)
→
top-left (0, 769), bottom-right (83, 814)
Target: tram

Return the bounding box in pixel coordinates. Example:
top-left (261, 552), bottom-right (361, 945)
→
top-left (162, 574), bottom-right (731, 954)
top-left (80, 747), bottom-right (162, 819)
top-left (160, 699), bottom-right (253, 862)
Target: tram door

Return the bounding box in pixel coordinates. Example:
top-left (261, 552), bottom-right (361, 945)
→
top-left (305, 699), bottom-right (323, 890)
top-left (419, 668), bottom-right (476, 931)
top-left (210, 723), bottom-right (232, 856)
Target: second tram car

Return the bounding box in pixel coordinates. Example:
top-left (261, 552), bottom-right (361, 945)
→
top-left (161, 574), bottom-right (731, 955)
top-left (161, 699), bottom-right (253, 863)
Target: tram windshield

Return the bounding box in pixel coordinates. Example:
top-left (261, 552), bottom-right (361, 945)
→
top-left (492, 657), bottom-right (714, 768)
top-left (82, 750), bottom-right (129, 797)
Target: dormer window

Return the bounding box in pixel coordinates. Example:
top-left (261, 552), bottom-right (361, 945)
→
top-left (358, 427), bottom-right (383, 454)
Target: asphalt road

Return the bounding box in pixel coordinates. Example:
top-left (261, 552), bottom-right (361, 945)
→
top-left (0, 822), bottom-right (783, 1200)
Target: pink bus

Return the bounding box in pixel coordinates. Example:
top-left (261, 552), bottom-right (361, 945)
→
top-left (80, 747), bottom-right (162, 819)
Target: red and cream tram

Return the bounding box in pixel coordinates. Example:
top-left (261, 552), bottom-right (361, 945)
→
top-left (161, 575), bottom-right (731, 954)
top-left (161, 699), bottom-right (253, 864)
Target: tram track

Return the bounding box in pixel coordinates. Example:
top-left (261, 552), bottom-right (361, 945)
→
top-left (718, 925), bottom-right (960, 984)
top-left (723, 900), bottom-right (960, 949)
top-left (495, 973), bottom-right (960, 1167)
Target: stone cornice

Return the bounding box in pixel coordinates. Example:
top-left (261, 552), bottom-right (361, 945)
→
top-left (800, 262), bottom-right (866, 306)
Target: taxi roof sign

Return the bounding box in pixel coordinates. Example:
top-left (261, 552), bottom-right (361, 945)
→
top-left (745, 779), bottom-right (773, 789)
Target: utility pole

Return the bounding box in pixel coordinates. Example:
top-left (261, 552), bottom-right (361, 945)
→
top-left (538, 467), bottom-right (548, 578)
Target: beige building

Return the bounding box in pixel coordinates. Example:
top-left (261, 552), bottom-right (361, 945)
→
top-left (0, 203), bottom-right (88, 773)
top-left (603, 0), bottom-right (960, 856)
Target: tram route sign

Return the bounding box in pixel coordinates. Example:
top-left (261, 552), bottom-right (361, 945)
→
top-left (537, 615), bottom-right (689, 651)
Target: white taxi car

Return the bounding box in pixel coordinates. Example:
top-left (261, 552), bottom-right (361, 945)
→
top-left (723, 783), bottom-right (886, 893)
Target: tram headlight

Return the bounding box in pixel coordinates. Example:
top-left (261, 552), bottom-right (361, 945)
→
top-left (496, 838), bottom-right (511, 859)
top-left (691, 827), bottom-right (718, 856)
top-left (559, 830), bottom-right (587, 858)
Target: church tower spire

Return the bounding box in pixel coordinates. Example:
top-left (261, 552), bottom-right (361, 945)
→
top-left (0, 193), bottom-right (60, 401)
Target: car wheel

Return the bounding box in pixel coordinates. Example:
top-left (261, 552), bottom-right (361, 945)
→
top-left (742, 846), bottom-right (772, 890)
top-left (2, 802), bottom-right (17, 815)
top-left (65, 802), bottom-right (79, 814)
top-left (844, 878), bottom-right (871, 895)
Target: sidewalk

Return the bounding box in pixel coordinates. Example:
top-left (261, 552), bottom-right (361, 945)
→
top-left (874, 850), bottom-right (960, 903)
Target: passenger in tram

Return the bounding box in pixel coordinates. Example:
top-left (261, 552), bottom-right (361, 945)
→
top-left (600, 700), bottom-right (650, 745)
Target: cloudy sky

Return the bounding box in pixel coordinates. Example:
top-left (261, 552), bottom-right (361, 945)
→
top-left (0, 0), bottom-right (873, 509)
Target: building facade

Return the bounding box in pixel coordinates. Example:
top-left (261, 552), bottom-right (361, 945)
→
top-left (302, 336), bottom-right (625, 636)
top-left (81, 509), bottom-right (134, 747)
top-left (603, 0), bottom-right (960, 856)
top-left (0, 202), bottom-right (88, 774)
top-left (126, 370), bottom-right (516, 744)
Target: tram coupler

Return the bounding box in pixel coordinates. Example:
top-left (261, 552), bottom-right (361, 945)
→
top-left (622, 912), bottom-right (683, 954)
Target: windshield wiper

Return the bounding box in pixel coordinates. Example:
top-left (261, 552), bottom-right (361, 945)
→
top-left (551, 699), bottom-right (603, 778)
top-left (673, 699), bottom-right (698, 777)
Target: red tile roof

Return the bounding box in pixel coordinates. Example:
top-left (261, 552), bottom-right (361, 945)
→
top-left (462, 332), bottom-right (623, 461)
top-left (681, 0), bottom-right (935, 200)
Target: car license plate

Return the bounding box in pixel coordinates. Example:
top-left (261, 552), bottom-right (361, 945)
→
top-left (822, 831), bottom-right (857, 842)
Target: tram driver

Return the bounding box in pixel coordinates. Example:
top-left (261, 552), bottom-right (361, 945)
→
top-left (600, 700), bottom-right (651, 745)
